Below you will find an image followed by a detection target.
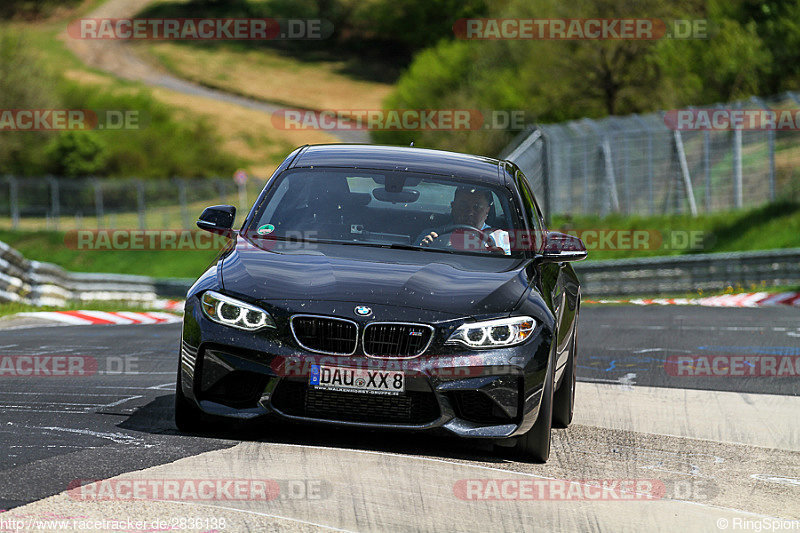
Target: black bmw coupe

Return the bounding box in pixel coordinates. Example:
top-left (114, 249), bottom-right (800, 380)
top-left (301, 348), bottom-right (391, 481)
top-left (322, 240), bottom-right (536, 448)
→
top-left (176, 144), bottom-right (586, 462)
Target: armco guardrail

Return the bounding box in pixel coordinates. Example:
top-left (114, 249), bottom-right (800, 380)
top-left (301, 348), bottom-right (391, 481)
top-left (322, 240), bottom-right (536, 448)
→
top-left (576, 248), bottom-right (800, 296)
top-left (0, 240), bottom-right (192, 306)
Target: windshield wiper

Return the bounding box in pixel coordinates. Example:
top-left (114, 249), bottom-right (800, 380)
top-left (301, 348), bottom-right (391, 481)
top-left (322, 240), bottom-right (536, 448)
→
top-left (385, 243), bottom-right (455, 253)
top-left (248, 234), bottom-right (488, 255)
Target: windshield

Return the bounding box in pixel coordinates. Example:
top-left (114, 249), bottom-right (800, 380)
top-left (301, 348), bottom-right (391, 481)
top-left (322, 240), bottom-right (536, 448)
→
top-left (246, 168), bottom-right (524, 257)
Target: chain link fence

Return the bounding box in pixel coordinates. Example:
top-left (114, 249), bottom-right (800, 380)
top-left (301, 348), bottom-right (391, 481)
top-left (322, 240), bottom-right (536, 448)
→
top-left (500, 91), bottom-right (800, 219)
top-left (1, 176), bottom-right (267, 230)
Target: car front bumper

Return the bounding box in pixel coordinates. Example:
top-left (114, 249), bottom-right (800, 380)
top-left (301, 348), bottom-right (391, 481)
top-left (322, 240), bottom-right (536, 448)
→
top-left (179, 296), bottom-right (553, 440)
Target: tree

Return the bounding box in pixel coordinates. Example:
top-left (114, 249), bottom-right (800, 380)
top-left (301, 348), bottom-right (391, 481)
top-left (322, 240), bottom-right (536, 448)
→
top-left (0, 0), bottom-right (82, 20)
top-left (0, 30), bottom-right (59, 174)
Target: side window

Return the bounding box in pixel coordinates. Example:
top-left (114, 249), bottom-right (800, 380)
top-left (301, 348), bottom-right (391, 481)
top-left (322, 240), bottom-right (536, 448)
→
top-left (516, 170), bottom-right (544, 252)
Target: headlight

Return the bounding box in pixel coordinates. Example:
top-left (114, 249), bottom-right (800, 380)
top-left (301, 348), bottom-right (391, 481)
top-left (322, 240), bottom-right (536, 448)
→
top-left (201, 291), bottom-right (275, 331)
top-left (446, 316), bottom-right (535, 348)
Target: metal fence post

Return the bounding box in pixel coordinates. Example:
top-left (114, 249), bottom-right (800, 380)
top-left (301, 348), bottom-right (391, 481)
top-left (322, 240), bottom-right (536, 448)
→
top-left (7, 176), bottom-right (19, 229)
top-left (703, 130), bottom-right (711, 212)
top-left (545, 128), bottom-right (564, 213)
top-left (47, 176), bottom-right (60, 231)
top-left (581, 138), bottom-right (590, 214)
top-left (601, 138), bottom-right (620, 213)
top-left (733, 129), bottom-right (743, 208)
top-left (136, 180), bottom-right (146, 230)
top-left (646, 129), bottom-right (654, 215)
top-left (539, 129), bottom-right (553, 221)
top-left (622, 133), bottom-right (631, 214)
top-left (94, 178), bottom-right (104, 229)
top-left (632, 115), bottom-right (654, 215)
top-left (178, 179), bottom-right (190, 229)
top-left (673, 130), bottom-right (698, 216)
top-left (752, 96), bottom-right (776, 204)
top-left (768, 129), bottom-right (776, 202)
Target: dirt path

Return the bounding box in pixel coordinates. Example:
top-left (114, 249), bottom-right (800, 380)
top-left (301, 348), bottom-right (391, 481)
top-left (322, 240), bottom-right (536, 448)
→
top-left (63, 0), bottom-right (367, 143)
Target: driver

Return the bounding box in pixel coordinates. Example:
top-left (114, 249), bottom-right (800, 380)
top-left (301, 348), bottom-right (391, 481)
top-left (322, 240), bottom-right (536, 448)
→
top-left (416, 187), bottom-right (509, 253)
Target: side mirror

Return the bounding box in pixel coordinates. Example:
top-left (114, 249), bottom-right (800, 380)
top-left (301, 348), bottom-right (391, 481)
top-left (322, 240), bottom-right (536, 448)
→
top-left (541, 231), bottom-right (587, 262)
top-left (197, 205), bottom-right (236, 236)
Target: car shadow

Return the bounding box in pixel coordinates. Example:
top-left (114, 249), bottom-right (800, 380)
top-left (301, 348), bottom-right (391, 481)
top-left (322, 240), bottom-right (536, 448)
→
top-left (118, 393), bottom-right (523, 464)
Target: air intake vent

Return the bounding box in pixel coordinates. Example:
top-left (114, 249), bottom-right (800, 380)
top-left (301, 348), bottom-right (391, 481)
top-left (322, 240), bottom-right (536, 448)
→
top-left (363, 323), bottom-right (433, 358)
top-left (290, 315), bottom-right (358, 355)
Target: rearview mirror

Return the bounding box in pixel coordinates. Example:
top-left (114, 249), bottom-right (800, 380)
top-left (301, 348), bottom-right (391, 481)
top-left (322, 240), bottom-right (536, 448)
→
top-left (541, 231), bottom-right (587, 262)
top-left (197, 205), bottom-right (236, 236)
top-left (372, 188), bottom-right (420, 203)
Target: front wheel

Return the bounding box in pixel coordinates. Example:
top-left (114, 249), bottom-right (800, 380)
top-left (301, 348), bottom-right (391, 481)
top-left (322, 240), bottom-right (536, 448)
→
top-left (552, 329), bottom-right (577, 428)
top-left (174, 365), bottom-right (206, 433)
top-left (515, 359), bottom-right (554, 463)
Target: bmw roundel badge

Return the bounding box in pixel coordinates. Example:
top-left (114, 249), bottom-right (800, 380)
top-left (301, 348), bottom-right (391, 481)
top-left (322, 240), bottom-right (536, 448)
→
top-left (354, 305), bottom-right (372, 316)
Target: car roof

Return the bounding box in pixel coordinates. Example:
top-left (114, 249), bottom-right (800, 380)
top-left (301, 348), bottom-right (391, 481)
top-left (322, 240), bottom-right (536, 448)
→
top-left (289, 144), bottom-right (506, 184)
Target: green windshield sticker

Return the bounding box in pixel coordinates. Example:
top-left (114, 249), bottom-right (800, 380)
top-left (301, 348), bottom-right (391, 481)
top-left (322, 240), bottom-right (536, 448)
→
top-left (257, 224), bottom-right (275, 235)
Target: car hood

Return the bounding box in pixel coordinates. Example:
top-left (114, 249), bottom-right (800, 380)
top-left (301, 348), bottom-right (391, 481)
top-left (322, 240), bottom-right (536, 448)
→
top-left (220, 237), bottom-right (532, 316)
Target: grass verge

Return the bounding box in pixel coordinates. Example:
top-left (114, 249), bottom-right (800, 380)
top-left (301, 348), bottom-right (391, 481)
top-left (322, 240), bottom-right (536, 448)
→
top-left (141, 42), bottom-right (394, 113)
top-left (552, 200), bottom-right (800, 261)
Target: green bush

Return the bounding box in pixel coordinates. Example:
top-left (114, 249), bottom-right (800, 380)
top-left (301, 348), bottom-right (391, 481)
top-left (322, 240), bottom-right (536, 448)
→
top-left (55, 82), bottom-right (240, 178)
top-left (45, 131), bottom-right (107, 177)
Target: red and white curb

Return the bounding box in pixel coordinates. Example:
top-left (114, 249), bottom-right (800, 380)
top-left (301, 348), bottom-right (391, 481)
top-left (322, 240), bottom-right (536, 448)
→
top-left (151, 299), bottom-right (184, 311)
top-left (16, 310), bottom-right (182, 325)
top-left (586, 291), bottom-right (800, 308)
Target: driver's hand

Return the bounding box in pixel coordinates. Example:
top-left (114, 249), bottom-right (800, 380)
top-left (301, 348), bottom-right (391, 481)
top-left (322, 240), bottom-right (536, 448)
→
top-left (420, 231), bottom-right (438, 246)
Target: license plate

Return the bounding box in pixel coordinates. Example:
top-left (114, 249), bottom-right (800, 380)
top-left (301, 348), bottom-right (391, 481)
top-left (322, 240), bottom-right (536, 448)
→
top-left (309, 365), bottom-right (405, 395)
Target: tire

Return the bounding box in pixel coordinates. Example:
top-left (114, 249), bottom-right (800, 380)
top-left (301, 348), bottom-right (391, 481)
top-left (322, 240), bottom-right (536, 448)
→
top-left (174, 365), bottom-right (206, 433)
top-left (515, 356), bottom-right (554, 463)
top-left (552, 329), bottom-right (577, 429)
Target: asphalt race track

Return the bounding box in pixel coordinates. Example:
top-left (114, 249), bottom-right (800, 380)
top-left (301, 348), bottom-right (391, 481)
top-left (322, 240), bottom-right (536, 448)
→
top-left (1, 305), bottom-right (799, 531)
